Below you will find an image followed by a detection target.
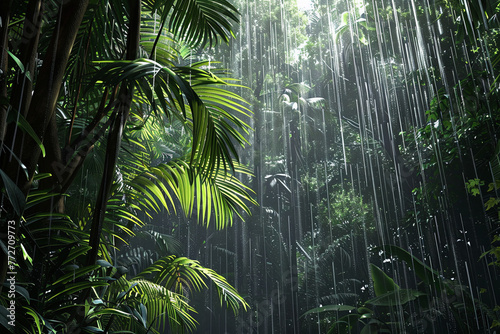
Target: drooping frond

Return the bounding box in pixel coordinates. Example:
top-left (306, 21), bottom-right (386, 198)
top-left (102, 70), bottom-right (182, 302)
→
top-left (89, 58), bottom-right (251, 174)
top-left (127, 160), bottom-right (256, 229)
top-left (137, 255), bottom-right (249, 314)
top-left (105, 277), bottom-right (198, 333)
top-left (143, 0), bottom-right (239, 47)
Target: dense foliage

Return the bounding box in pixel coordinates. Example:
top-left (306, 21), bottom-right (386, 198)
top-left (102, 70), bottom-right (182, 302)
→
top-left (2, 0), bottom-right (500, 333)
top-left (0, 0), bottom-right (256, 333)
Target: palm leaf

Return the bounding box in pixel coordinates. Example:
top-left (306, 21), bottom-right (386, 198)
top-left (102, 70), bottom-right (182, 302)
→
top-left (137, 255), bottom-right (249, 314)
top-left (143, 0), bottom-right (239, 47)
top-left (90, 59), bottom-right (251, 174)
top-left (127, 160), bottom-right (255, 229)
top-left (108, 277), bottom-right (198, 333)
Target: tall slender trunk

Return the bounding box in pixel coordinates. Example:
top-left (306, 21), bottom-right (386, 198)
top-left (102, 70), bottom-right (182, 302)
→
top-left (81, 2), bottom-right (141, 332)
top-left (0, 0), bottom-right (13, 140)
top-left (3, 0), bottom-right (90, 195)
top-left (0, 0), bottom-right (90, 311)
top-left (0, 0), bottom-right (13, 296)
top-left (9, 0), bottom-right (43, 120)
top-left (286, 119), bottom-right (300, 334)
top-left (86, 92), bottom-right (131, 266)
top-left (86, 0), bottom-right (141, 267)
top-left (59, 1), bottom-right (141, 329)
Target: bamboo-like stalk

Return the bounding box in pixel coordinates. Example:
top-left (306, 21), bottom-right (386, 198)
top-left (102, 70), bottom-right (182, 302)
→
top-left (0, 0), bottom-right (13, 297)
top-left (6, 0), bottom-right (91, 316)
top-left (9, 0), bottom-right (43, 120)
top-left (10, 0), bottom-right (90, 194)
top-left (86, 0), bottom-right (141, 267)
top-left (0, 0), bottom-right (13, 140)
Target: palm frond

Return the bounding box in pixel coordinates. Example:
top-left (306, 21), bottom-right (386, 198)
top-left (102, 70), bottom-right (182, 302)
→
top-left (137, 255), bottom-right (249, 314)
top-left (107, 277), bottom-right (198, 333)
top-left (143, 0), bottom-right (239, 47)
top-left (88, 58), bottom-right (251, 174)
top-left (127, 160), bottom-right (255, 229)
top-left (138, 229), bottom-right (183, 255)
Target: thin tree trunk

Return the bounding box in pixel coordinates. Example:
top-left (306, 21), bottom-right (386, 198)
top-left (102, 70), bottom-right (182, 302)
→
top-left (86, 0), bottom-right (141, 267)
top-left (77, 2), bottom-right (140, 331)
top-left (0, 0), bottom-right (13, 141)
top-left (86, 92), bottom-right (131, 266)
top-left (0, 0), bottom-right (13, 296)
top-left (0, 0), bottom-right (90, 313)
top-left (9, 0), bottom-right (43, 120)
top-left (4, 0), bottom-right (90, 195)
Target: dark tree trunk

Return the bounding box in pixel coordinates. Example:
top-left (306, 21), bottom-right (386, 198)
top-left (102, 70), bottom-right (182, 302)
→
top-left (9, 0), bottom-right (43, 120)
top-left (0, 0), bottom-right (13, 296)
top-left (86, 0), bottom-right (141, 266)
top-left (0, 0), bottom-right (90, 313)
top-left (2, 0), bottom-right (90, 195)
top-left (0, 0), bottom-right (13, 141)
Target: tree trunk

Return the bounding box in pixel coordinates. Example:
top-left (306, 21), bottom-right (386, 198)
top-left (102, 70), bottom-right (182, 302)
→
top-left (3, 0), bottom-right (90, 195)
top-left (86, 0), bottom-right (141, 267)
top-left (0, 0), bottom-right (13, 296)
top-left (9, 0), bottom-right (43, 120)
top-left (0, 0), bottom-right (13, 140)
top-left (0, 0), bottom-right (90, 312)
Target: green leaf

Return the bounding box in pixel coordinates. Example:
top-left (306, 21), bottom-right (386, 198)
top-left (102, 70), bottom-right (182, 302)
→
top-left (89, 308), bottom-right (133, 319)
top-left (485, 197), bottom-right (500, 211)
top-left (341, 11), bottom-right (350, 25)
top-left (92, 299), bottom-right (105, 305)
top-left (487, 180), bottom-right (500, 192)
top-left (136, 255), bottom-right (248, 313)
top-left (15, 285), bottom-right (31, 303)
top-left (82, 326), bottom-right (104, 333)
top-left (370, 263), bottom-right (399, 296)
top-left (49, 280), bottom-right (109, 301)
top-left (372, 245), bottom-right (444, 293)
top-left (302, 304), bottom-right (355, 317)
top-left (365, 289), bottom-right (425, 306)
top-left (97, 259), bottom-right (113, 268)
top-left (117, 282), bottom-right (138, 301)
top-left (0, 169), bottom-right (26, 216)
top-left (7, 50), bottom-right (30, 80)
top-left (151, 0), bottom-right (239, 47)
top-left (61, 246), bottom-right (92, 266)
top-left (24, 306), bottom-right (43, 333)
top-left (357, 306), bottom-right (373, 315)
top-left (7, 112), bottom-right (46, 157)
top-left (20, 243), bottom-right (32, 264)
top-left (52, 265), bottom-right (100, 285)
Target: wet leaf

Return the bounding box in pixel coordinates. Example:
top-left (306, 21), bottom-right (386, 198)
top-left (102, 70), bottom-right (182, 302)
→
top-left (373, 245), bottom-right (444, 293)
top-left (485, 197), bottom-right (500, 211)
top-left (370, 263), bottom-right (399, 296)
top-left (365, 289), bottom-right (425, 306)
top-left (302, 304), bottom-right (355, 317)
top-left (0, 169), bottom-right (26, 216)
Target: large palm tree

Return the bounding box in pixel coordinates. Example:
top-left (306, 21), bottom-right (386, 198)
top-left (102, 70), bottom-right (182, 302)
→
top-left (0, 0), bottom-right (255, 332)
